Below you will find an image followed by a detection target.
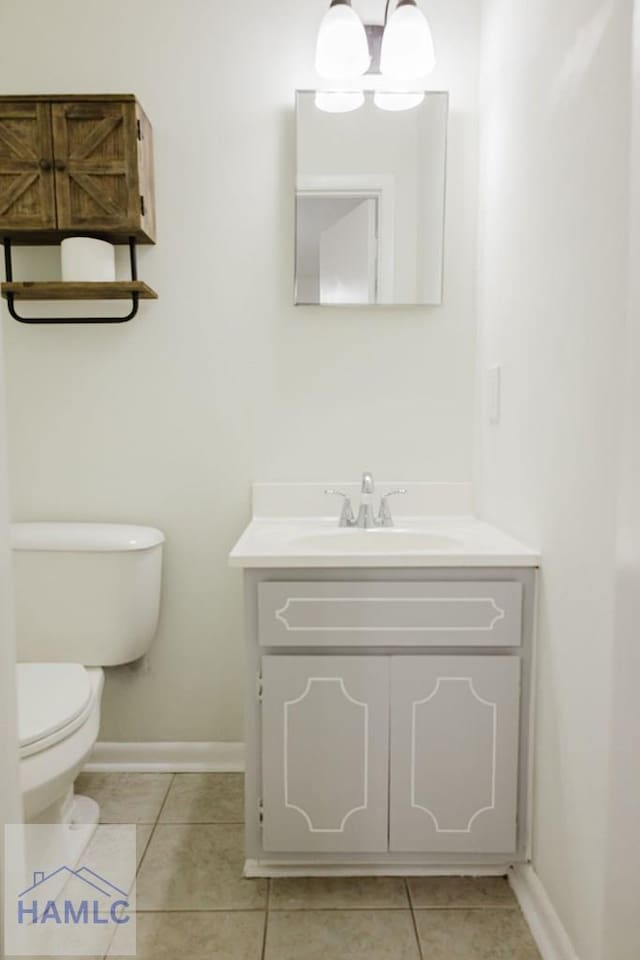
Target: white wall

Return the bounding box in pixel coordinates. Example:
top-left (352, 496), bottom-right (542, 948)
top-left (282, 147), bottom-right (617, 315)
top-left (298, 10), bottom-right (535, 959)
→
top-left (0, 325), bottom-right (22, 949)
top-left (602, 6), bottom-right (640, 958)
top-left (0, 0), bottom-right (481, 742)
top-left (477, 1), bottom-right (634, 957)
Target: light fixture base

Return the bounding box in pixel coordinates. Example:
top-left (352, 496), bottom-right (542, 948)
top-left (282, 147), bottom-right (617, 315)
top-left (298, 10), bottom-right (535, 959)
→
top-left (364, 24), bottom-right (384, 74)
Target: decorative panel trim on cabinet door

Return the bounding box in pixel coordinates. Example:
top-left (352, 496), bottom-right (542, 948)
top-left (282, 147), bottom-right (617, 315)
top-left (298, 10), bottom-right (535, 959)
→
top-left (0, 101), bottom-right (56, 232)
top-left (259, 581), bottom-right (522, 647)
top-left (261, 656), bottom-right (389, 853)
top-left (389, 656), bottom-right (520, 854)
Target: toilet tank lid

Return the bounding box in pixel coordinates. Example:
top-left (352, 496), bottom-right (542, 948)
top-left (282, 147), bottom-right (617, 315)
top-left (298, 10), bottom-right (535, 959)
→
top-left (11, 523), bottom-right (165, 552)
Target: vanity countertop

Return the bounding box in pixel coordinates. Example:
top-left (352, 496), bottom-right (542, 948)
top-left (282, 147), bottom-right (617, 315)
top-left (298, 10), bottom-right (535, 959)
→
top-left (229, 483), bottom-right (539, 569)
top-left (229, 517), bottom-right (539, 568)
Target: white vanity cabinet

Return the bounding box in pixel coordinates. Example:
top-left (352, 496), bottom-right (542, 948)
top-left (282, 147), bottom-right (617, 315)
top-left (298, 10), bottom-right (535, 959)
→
top-left (241, 567), bottom-right (536, 875)
top-left (261, 653), bottom-right (519, 857)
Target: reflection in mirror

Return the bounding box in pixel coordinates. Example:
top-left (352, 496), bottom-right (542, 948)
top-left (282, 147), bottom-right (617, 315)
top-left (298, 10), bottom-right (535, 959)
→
top-left (295, 90), bottom-right (448, 306)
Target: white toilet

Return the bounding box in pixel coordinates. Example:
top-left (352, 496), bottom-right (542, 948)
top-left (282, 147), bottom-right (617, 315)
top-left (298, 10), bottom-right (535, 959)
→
top-left (11, 522), bottom-right (164, 825)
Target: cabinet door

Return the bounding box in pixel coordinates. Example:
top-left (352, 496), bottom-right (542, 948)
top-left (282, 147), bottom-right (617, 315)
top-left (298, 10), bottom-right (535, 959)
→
top-left (261, 656), bottom-right (389, 853)
top-left (0, 101), bottom-right (56, 233)
top-left (51, 101), bottom-right (140, 235)
top-left (390, 656), bottom-right (520, 853)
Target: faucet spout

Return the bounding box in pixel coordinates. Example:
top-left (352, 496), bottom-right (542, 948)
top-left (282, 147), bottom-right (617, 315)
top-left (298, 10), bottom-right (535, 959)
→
top-left (361, 472), bottom-right (375, 494)
top-left (356, 472), bottom-right (377, 528)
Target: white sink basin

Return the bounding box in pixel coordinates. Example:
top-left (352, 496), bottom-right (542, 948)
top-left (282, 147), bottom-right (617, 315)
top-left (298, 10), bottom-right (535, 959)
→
top-left (293, 529), bottom-right (460, 551)
top-left (228, 483), bottom-right (540, 568)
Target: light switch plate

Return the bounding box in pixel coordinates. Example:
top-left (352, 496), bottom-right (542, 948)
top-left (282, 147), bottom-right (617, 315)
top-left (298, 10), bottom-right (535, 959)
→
top-left (489, 365), bottom-right (501, 424)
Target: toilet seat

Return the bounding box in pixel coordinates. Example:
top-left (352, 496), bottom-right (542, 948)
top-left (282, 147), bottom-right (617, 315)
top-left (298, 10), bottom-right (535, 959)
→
top-left (17, 663), bottom-right (95, 759)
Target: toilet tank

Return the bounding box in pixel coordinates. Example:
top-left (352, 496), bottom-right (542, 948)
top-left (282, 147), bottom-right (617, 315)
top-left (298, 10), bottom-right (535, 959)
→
top-left (11, 523), bottom-right (164, 666)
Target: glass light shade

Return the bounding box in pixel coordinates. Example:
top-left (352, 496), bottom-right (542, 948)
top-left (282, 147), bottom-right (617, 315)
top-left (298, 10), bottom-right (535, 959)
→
top-left (315, 2), bottom-right (371, 79)
top-left (374, 91), bottom-right (425, 111)
top-left (315, 91), bottom-right (365, 113)
top-left (380, 2), bottom-right (435, 81)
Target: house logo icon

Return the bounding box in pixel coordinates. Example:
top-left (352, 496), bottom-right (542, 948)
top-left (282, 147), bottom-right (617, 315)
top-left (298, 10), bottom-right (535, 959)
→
top-left (17, 866), bottom-right (130, 926)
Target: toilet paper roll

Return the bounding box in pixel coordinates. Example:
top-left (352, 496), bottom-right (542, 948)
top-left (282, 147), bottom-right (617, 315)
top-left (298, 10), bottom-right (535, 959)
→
top-left (61, 237), bottom-right (116, 282)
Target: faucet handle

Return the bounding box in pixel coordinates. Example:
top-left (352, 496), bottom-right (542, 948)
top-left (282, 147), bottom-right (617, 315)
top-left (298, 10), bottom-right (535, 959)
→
top-left (324, 489), bottom-right (355, 527)
top-left (378, 488), bottom-right (407, 527)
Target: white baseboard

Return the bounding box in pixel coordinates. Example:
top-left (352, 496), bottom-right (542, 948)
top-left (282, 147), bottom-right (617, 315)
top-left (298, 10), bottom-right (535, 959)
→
top-left (509, 864), bottom-right (580, 960)
top-left (245, 859), bottom-right (512, 878)
top-left (84, 741), bottom-right (245, 773)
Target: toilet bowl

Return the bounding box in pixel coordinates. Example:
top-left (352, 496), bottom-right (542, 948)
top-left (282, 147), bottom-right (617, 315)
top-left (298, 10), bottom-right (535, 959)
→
top-left (18, 663), bottom-right (104, 823)
top-left (12, 523), bottom-right (164, 826)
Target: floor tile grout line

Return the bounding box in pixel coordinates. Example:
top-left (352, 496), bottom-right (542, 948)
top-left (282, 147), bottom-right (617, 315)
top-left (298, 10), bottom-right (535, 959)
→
top-left (101, 820), bottom-right (158, 825)
top-left (156, 819), bottom-right (246, 826)
top-left (406, 876), bottom-right (415, 910)
top-left (156, 772), bottom-right (177, 822)
top-left (266, 905), bottom-right (412, 912)
top-left (94, 905), bottom-right (420, 918)
top-left (406, 879), bottom-right (425, 960)
top-left (412, 904), bottom-right (520, 911)
top-left (261, 880), bottom-right (270, 960)
top-left (133, 908), bottom-right (269, 914)
top-left (102, 818), bottom-right (246, 827)
top-left (135, 825), bottom-right (154, 880)
top-left (134, 773), bottom-right (176, 881)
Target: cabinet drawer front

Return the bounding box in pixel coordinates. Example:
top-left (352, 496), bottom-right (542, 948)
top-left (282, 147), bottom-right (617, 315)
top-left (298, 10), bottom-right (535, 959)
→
top-left (259, 581), bottom-right (522, 647)
top-left (389, 656), bottom-right (520, 854)
top-left (261, 656), bottom-right (389, 853)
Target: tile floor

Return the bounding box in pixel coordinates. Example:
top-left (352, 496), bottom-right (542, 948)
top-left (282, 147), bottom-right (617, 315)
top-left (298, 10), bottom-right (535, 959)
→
top-left (70, 772), bottom-right (541, 960)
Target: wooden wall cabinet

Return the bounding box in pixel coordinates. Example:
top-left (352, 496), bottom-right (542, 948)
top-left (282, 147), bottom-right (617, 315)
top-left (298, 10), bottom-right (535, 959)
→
top-left (0, 95), bottom-right (155, 244)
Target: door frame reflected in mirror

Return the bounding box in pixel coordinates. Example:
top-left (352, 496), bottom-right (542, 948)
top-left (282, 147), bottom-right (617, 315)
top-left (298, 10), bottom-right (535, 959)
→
top-left (296, 174), bottom-right (395, 305)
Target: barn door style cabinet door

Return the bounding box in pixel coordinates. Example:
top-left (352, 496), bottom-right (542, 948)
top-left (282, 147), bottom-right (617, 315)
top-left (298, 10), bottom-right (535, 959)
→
top-left (0, 95), bottom-right (155, 243)
top-left (0, 101), bottom-right (56, 232)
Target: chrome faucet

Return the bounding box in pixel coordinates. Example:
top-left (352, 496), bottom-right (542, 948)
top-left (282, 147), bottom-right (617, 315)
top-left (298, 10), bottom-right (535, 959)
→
top-left (355, 472), bottom-right (377, 529)
top-left (325, 473), bottom-right (407, 529)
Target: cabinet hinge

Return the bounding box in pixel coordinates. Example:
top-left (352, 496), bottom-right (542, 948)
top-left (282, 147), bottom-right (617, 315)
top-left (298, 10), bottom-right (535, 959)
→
top-left (140, 195), bottom-right (145, 216)
top-left (258, 799), bottom-right (264, 826)
top-left (256, 672), bottom-right (263, 704)
top-left (136, 119), bottom-right (142, 140)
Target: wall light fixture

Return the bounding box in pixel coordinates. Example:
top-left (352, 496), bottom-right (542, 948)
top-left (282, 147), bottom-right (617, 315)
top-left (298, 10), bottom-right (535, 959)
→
top-left (314, 0), bottom-right (435, 113)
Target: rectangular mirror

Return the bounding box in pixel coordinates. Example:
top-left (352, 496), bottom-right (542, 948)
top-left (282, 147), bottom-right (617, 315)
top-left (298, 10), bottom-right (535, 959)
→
top-left (295, 90), bottom-right (448, 306)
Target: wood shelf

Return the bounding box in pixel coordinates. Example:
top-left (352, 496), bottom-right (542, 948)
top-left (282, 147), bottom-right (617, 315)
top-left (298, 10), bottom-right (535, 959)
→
top-left (1, 281), bottom-right (157, 302)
